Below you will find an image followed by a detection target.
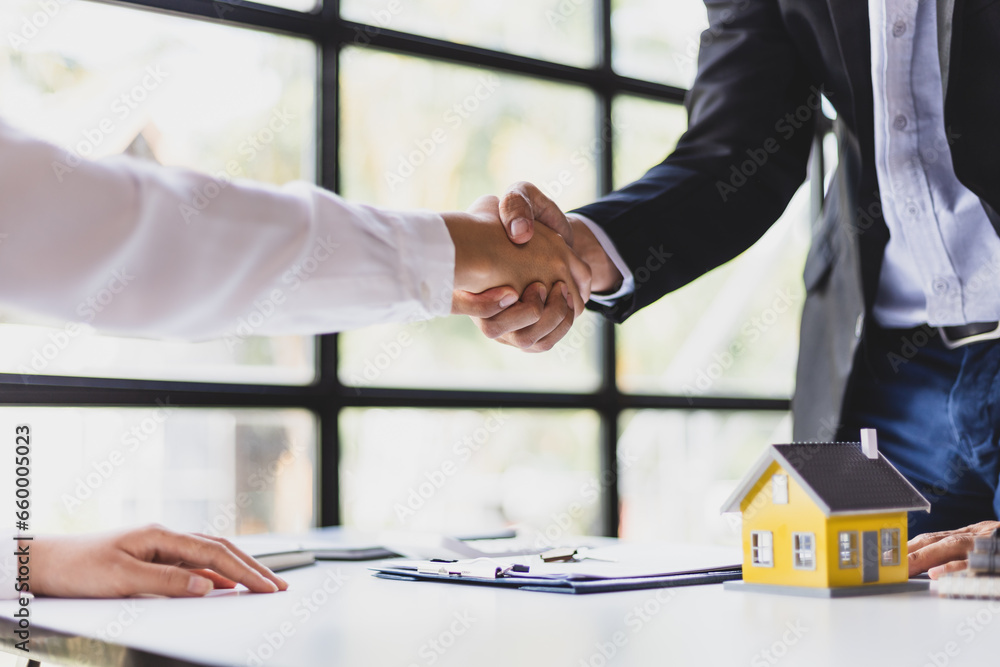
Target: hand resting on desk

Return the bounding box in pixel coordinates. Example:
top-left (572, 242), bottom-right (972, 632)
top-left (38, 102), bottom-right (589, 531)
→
top-left (26, 524), bottom-right (288, 598)
top-left (907, 520), bottom-right (1000, 579)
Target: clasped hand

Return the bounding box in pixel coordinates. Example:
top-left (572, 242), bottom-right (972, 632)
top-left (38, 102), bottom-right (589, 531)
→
top-left (448, 184), bottom-right (621, 352)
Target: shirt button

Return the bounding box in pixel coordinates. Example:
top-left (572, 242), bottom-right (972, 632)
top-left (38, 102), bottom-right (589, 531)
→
top-left (932, 278), bottom-right (949, 295)
top-left (893, 115), bottom-right (908, 131)
top-left (892, 20), bottom-right (907, 37)
top-left (905, 203), bottom-right (919, 217)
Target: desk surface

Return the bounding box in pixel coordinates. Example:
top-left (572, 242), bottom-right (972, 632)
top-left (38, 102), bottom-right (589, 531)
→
top-left (2, 543), bottom-right (999, 667)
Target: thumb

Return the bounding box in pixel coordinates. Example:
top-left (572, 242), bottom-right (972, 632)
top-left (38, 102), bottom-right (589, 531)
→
top-left (500, 181), bottom-right (573, 244)
top-left (121, 561), bottom-right (215, 598)
top-left (452, 286), bottom-right (519, 318)
top-left (499, 183), bottom-right (537, 244)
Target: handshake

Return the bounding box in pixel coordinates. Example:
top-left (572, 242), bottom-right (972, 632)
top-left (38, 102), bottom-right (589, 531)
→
top-left (444, 182), bottom-right (623, 352)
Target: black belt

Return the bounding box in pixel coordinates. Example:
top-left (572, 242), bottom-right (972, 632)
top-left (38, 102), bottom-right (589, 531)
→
top-left (940, 321), bottom-right (1000, 349)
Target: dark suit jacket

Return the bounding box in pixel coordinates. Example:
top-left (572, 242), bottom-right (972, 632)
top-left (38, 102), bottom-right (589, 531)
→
top-left (574, 0), bottom-right (1000, 440)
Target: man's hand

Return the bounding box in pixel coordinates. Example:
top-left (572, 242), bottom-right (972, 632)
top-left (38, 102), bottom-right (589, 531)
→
top-left (453, 183), bottom-right (623, 352)
top-left (27, 524), bottom-right (289, 598)
top-left (447, 195), bottom-right (593, 352)
top-left (498, 182), bottom-right (622, 294)
top-left (907, 520), bottom-right (1000, 579)
top-left (446, 194), bottom-right (591, 312)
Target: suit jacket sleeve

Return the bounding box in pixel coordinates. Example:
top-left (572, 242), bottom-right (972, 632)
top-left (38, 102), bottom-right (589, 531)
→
top-left (574, 0), bottom-right (817, 322)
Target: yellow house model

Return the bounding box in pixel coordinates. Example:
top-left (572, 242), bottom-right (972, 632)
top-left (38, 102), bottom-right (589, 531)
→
top-left (721, 429), bottom-right (931, 597)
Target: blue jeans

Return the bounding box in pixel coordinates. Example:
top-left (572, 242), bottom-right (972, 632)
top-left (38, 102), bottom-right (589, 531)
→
top-left (839, 324), bottom-right (1000, 536)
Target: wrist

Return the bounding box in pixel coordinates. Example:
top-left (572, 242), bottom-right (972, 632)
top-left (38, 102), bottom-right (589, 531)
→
top-left (442, 211), bottom-right (492, 292)
top-left (567, 215), bottom-right (622, 294)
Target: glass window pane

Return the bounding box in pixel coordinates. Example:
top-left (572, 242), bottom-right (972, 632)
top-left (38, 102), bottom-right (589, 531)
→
top-left (612, 0), bottom-right (709, 89)
top-left (616, 183), bottom-right (811, 399)
top-left (613, 95), bottom-right (688, 189)
top-left (339, 48), bottom-right (601, 391)
top-left (0, 0), bottom-right (317, 385)
top-left (340, 408), bottom-right (601, 539)
top-left (618, 409), bottom-right (792, 545)
top-left (341, 0), bottom-right (596, 68)
top-left (1, 408), bottom-right (316, 536)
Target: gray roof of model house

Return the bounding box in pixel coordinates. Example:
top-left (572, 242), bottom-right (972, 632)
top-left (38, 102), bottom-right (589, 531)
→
top-left (721, 441), bottom-right (931, 516)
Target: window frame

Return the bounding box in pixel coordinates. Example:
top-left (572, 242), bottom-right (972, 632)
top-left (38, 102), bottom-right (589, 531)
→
top-left (751, 530), bottom-right (773, 567)
top-left (771, 474), bottom-right (789, 504)
top-left (880, 528), bottom-right (901, 566)
top-left (1, 0), bottom-right (832, 536)
top-left (792, 532), bottom-right (816, 570)
top-left (838, 530), bottom-right (859, 569)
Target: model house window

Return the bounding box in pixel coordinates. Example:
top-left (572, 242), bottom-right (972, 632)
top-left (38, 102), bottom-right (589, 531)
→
top-left (772, 474), bottom-right (789, 504)
top-left (751, 531), bottom-right (774, 567)
top-left (881, 528), bottom-right (901, 566)
top-left (792, 532), bottom-right (816, 570)
top-left (838, 531), bottom-right (859, 568)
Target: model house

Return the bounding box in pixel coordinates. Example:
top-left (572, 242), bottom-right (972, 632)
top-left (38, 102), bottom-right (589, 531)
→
top-left (721, 430), bottom-right (931, 596)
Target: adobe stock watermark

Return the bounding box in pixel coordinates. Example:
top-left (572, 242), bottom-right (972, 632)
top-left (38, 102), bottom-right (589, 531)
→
top-left (670, 0), bottom-right (752, 82)
top-left (346, 281), bottom-right (454, 390)
top-left (347, 320), bottom-right (427, 387)
top-left (546, 0), bottom-right (587, 28)
top-left (531, 445), bottom-right (639, 550)
top-left (245, 568), bottom-right (349, 666)
top-left (540, 117), bottom-right (627, 204)
top-left (52, 66), bottom-right (170, 182)
top-left (919, 599), bottom-right (1000, 667)
top-left (406, 611), bottom-right (477, 667)
top-left (180, 106), bottom-right (297, 224)
top-left (716, 86), bottom-right (831, 202)
top-left (7, 0), bottom-right (74, 51)
top-left (16, 267), bottom-right (134, 377)
top-left (750, 620), bottom-right (809, 666)
top-left (681, 288), bottom-right (798, 402)
top-left (342, 0), bottom-right (410, 65)
top-left (61, 398), bottom-right (177, 512)
top-left (886, 325), bottom-right (938, 373)
top-left (384, 74), bottom-right (501, 191)
top-left (200, 438), bottom-right (310, 537)
top-left (222, 234), bottom-right (339, 350)
top-left (95, 601), bottom-right (144, 642)
top-left (393, 409), bottom-right (508, 524)
top-left (578, 587), bottom-right (678, 667)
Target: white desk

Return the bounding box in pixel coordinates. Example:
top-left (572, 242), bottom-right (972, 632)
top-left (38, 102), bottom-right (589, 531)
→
top-left (1, 544), bottom-right (998, 667)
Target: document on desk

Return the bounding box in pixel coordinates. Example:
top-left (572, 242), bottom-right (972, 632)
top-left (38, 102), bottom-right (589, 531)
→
top-left (370, 543), bottom-right (742, 594)
top-left (232, 527), bottom-right (532, 562)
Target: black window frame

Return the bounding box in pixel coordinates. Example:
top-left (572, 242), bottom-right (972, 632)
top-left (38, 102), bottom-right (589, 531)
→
top-left (1, 0), bottom-right (809, 537)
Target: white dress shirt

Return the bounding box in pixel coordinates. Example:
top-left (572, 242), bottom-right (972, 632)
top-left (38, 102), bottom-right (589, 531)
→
top-left (0, 118), bottom-right (456, 341)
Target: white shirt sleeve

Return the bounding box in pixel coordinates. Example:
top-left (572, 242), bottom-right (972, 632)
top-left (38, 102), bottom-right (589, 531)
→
top-left (0, 119), bottom-right (455, 340)
top-left (568, 213), bottom-right (636, 306)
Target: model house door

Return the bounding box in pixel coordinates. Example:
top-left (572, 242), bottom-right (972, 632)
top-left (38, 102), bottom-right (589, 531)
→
top-left (862, 530), bottom-right (879, 583)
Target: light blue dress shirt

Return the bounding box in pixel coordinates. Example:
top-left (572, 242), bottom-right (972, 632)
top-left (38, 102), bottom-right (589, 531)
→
top-left (869, 0), bottom-right (1000, 327)
top-left (588, 1), bottom-right (1000, 326)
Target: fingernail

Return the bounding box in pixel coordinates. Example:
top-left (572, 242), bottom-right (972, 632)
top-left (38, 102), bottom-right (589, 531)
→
top-left (265, 579), bottom-right (279, 593)
top-left (511, 218), bottom-right (530, 238)
top-left (499, 294), bottom-right (517, 308)
top-left (187, 576), bottom-right (213, 596)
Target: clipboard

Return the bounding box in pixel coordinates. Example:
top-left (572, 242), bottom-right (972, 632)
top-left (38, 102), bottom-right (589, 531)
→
top-left (370, 560), bottom-right (742, 595)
